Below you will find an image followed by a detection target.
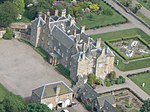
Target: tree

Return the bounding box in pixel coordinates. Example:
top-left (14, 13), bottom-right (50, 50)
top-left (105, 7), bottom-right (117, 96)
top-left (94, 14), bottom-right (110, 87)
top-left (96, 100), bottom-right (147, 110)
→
top-left (0, 104), bottom-right (5, 112)
top-left (87, 74), bottom-right (96, 86)
top-left (26, 103), bottom-right (52, 112)
top-left (140, 99), bottom-right (150, 112)
top-left (13, 0), bottom-right (25, 14)
top-left (0, 1), bottom-right (18, 27)
top-left (2, 93), bottom-right (26, 112)
top-left (89, 4), bottom-right (99, 12)
top-left (95, 79), bottom-right (101, 85)
top-left (109, 71), bottom-right (116, 80)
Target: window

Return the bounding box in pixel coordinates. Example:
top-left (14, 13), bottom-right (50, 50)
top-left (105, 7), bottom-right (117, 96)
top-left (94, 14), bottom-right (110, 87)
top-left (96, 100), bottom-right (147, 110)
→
top-left (48, 42), bottom-right (50, 45)
top-left (62, 53), bottom-right (64, 57)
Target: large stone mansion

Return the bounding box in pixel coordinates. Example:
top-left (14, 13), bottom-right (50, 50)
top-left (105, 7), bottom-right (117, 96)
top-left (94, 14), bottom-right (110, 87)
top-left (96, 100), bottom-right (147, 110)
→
top-left (30, 9), bottom-right (115, 82)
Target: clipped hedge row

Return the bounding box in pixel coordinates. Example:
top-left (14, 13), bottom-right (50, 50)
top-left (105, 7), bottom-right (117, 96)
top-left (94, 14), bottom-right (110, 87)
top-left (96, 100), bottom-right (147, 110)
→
top-left (106, 35), bottom-right (150, 61)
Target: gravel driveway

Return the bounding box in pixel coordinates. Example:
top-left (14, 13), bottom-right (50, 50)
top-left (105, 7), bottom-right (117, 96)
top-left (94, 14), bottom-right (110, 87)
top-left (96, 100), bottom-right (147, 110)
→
top-left (0, 39), bottom-right (71, 98)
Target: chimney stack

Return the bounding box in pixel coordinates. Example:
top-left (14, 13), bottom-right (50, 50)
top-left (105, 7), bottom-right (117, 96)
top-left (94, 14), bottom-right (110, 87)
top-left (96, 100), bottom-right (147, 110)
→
top-left (56, 86), bottom-right (60, 96)
top-left (55, 9), bottom-right (59, 16)
top-left (74, 29), bottom-right (77, 38)
top-left (81, 26), bottom-right (85, 33)
top-left (70, 17), bottom-right (75, 26)
top-left (96, 38), bottom-right (101, 48)
top-left (61, 9), bottom-right (66, 17)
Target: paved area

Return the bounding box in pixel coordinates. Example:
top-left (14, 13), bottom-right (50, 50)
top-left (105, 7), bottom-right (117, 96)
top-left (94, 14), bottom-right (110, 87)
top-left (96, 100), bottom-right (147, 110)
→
top-left (0, 39), bottom-right (71, 98)
top-left (95, 67), bottom-right (150, 100)
top-left (54, 99), bottom-right (88, 112)
top-left (105, 0), bottom-right (150, 36)
top-left (86, 22), bottom-right (136, 35)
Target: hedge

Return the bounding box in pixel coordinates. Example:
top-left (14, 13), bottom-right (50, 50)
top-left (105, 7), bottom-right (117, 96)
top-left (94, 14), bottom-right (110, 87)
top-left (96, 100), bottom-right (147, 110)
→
top-left (105, 35), bottom-right (150, 61)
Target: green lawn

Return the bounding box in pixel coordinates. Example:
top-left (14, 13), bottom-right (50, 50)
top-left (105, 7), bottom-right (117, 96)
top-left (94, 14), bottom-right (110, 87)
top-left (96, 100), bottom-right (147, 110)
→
top-left (77, 0), bottom-right (127, 29)
top-left (137, 0), bottom-right (150, 11)
top-left (91, 28), bottom-right (150, 71)
top-left (0, 84), bottom-right (10, 102)
top-left (129, 73), bottom-right (150, 95)
top-left (136, 11), bottom-right (150, 25)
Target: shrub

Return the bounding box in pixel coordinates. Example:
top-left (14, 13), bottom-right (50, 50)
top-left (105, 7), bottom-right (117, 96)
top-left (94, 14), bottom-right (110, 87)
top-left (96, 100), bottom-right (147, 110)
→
top-left (3, 28), bottom-right (13, 40)
top-left (87, 74), bottom-right (96, 86)
top-left (89, 4), bottom-right (100, 12)
top-left (115, 78), bottom-right (122, 84)
top-left (95, 79), bottom-right (101, 85)
top-left (105, 81), bottom-right (111, 87)
top-left (103, 8), bottom-right (113, 16)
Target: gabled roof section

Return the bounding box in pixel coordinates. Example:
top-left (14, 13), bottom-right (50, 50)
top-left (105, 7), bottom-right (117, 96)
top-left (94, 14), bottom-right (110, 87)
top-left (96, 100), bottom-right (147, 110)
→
top-left (78, 83), bottom-right (98, 102)
top-left (101, 101), bottom-right (119, 112)
top-left (32, 81), bottom-right (73, 99)
top-left (52, 26), bottom-right (74, 49)
top-left (31, 16), bottom-right (46, 27)
top-left (97, 95), bottom-right (116, 108)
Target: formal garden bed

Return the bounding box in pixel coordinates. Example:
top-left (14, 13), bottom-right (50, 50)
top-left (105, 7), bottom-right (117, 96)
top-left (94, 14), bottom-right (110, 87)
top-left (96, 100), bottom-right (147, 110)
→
top-left (128, 72), bottom-right (150, 96)
top-left (91, 28), bottom-right (150, 71)
top-left (105, 35), bottom-right (150, 61)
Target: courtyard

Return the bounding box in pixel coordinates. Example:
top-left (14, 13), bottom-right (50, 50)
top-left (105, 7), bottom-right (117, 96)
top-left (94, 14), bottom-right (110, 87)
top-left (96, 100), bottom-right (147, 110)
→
top-left (0, 39), bottom-right (71, 98)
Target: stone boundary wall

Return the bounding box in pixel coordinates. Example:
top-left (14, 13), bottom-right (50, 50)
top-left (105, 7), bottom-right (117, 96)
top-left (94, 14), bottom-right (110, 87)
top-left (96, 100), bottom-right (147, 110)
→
top-left (111, 0), bottom-right (150, 29)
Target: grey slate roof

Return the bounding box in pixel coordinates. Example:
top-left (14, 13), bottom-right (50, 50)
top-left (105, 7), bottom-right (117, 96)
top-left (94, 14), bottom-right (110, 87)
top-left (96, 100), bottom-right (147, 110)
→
top-left (101, 101), bottom-right (119, 112)
top-left (32, 81), bottom-right (73, 99)
top-left (52, 26), bottom-right (74, 49)
top-left (97, 95), bottom-right (116, 108)
top-left (78, 83), bottom-right (98, 102)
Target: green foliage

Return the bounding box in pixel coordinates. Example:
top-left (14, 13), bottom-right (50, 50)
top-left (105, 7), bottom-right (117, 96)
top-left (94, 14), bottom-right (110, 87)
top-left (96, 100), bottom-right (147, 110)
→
top-left (35, 47), bottom-right (49, 61)
top-left (27, 103), bottom-right (52, 112)
top-left (87, 74), bottom-right (96, 86)
top-left (109, 71), bottom-right (116, 80)
top-left (2, 93), bottom-right (26, 112)
top-left (105, 78), bottom-right (111, 87)
top-left (89, 4), bottom-right (99, 12)
top-left (13, 0), bottom-right (25, 14)
top-left (103, 8), bottom-right (113, 16)
top-left (95, 79), bottom-right (101, 85)
top-left (115, 76), bottom-right (126, 84)
top-left (3, 28), bottom-right (13, 40)
top-left (140, 99), bottom-right (150, 112)
top-left (0, 1), bottom-right (18, 27)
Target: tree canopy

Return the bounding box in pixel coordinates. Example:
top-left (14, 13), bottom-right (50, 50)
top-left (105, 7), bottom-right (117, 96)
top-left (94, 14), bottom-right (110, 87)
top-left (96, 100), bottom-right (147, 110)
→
top-left (140, 99), bottom-right (150, 112)
top-left (0, 1), bottom-right (18, 27)
top-left (26, 103), bottom-right (52, 112)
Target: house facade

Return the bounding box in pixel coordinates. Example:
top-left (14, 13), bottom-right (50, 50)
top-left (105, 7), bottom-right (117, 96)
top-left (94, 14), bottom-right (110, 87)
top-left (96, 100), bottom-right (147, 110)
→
top-left (30, 9), bottom-right (115, 82)
top-left (31, 81), bottom-right (73, 110)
